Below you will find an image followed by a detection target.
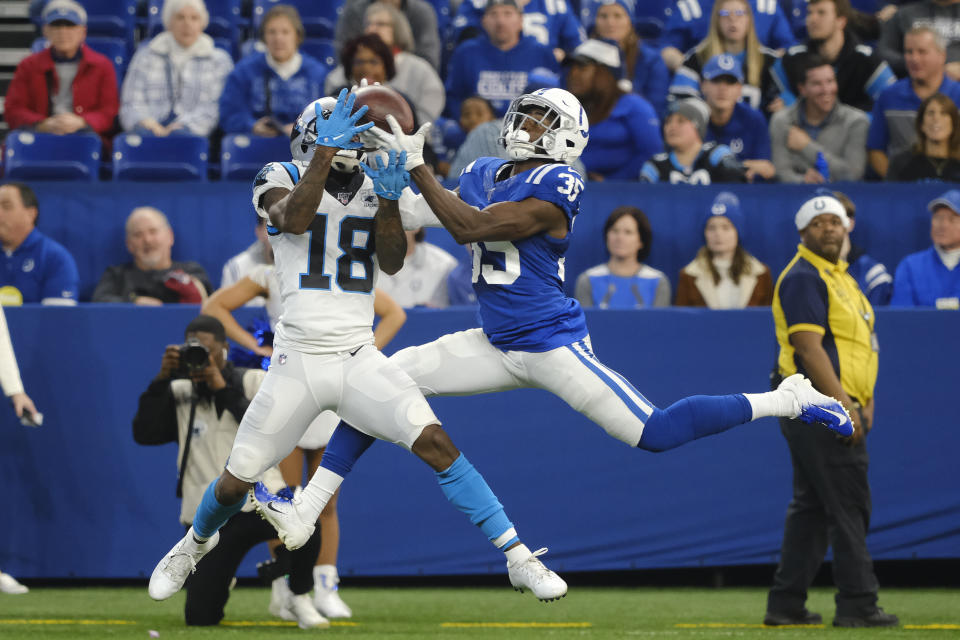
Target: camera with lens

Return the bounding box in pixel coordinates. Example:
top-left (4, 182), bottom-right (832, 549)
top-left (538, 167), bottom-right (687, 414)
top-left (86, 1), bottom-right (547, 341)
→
top-left (175, 338), bottom-right (210, 378)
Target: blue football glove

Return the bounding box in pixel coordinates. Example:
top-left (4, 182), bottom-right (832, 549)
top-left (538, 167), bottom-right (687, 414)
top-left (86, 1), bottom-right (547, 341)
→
top-left (314, 88), bottom-right (374, 150)
top-left (359, 149), bottom-right (410, 200)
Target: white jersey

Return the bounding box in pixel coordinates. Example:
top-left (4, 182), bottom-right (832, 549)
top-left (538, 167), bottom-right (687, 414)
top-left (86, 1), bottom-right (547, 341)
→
top-left (252, 160), bottom-right (381, 355)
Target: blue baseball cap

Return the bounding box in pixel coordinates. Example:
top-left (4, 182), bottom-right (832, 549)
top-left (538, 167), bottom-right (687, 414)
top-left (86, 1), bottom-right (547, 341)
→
top-left (596, 0), bottom-right (635, 20)
top-left (703, 54), bottom-right (744, 83)
top-left (927, 189), bottom-right (960, 214)
top-left (43, 0), bottom-right (87, 26)
top-left (702, 191), bottom-right (744, 236)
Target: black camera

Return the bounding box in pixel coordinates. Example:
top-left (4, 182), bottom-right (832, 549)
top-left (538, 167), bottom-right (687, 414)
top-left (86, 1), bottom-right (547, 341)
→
top-left (175, 338), bottom-right (210, 377)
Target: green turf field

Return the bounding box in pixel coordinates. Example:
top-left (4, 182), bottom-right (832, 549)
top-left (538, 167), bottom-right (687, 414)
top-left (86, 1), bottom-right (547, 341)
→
top-left (0, 586), bottom-right (957, 639)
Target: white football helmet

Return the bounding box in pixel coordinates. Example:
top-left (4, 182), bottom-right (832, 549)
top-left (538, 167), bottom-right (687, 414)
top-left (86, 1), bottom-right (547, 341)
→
top-left (499, 88), bottom-right (589, 163)
top-left (290, 97), bottom-right (362, 172)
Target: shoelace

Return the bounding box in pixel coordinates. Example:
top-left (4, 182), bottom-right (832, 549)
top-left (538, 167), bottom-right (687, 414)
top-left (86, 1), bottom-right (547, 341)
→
top-left (162, 550), bottom-right (198, 581)
top-left (521, 548), bottom-right (553, 584)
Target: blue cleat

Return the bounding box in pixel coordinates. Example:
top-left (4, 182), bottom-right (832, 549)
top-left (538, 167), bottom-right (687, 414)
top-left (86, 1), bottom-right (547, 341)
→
top-left (778, 374), bottom-right (853, 437)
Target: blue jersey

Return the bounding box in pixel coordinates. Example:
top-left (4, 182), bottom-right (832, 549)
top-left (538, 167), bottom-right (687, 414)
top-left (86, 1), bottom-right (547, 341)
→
top-left (578, 93), bottom-right (662, 180)
top-left (444, 35), bottom-right (559, 119)
top-left (705, 102), bottom-right (771, 161)
top-left (457, 157), bottom-right (588, 352)
top-left (662, 0), bottom-right (795, 52)
top-left (0, 229), bottom-right (78, 304)
top-left (453, 0), bottom-right (586, 52)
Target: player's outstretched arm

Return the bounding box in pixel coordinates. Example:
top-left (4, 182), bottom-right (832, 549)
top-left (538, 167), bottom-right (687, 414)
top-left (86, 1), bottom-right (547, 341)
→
top-left (360, 149), bottom-right (409, 274)
top-left (367, 114), bottom-right (566, 243)
top-left (411, 164), bottom-right (564, 243)
top-left (268, 89), bottom-right (374, 235)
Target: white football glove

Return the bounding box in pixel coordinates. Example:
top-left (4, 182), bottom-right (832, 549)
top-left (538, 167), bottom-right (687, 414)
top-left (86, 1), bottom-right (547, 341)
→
top-left (360, 114), bottom-right (431, 171)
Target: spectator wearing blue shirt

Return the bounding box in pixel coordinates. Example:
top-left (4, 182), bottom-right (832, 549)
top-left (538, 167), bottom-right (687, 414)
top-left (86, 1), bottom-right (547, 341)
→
top-left (0, 182), bottom-right (78, 306)
top-left (668, 0), bottom-right (785, 114)
top-left (574, 206), bottom-right (671, 308)
top-left (452, 0), bottom-right (585, 55)
top-left (868, 26), bottom-right (960, 178)
top-left (589, 0), bottom-right (670, 118)
top-left (566, 39), bottom-right (662, 181)
top-left (660, 0), bottom-right (795, 72)
top-left (445, 0), bottom-right (559, 118)
top-left (219, 5), bottom-right (328, 137)
top-left (701, 54), bottom-right (776, 182)
top-left (890, 190), bottom-right (960, 307)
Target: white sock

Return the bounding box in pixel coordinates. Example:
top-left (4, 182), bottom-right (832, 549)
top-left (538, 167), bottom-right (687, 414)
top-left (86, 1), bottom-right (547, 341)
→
top-left (504, 543), bottom-right (532, 566)
top-left (299, 467), bottom-right (343, 523)
top-left (314, 564), bottom-right (339, 590)
top-left (743, 390), bottom-right (796, 420)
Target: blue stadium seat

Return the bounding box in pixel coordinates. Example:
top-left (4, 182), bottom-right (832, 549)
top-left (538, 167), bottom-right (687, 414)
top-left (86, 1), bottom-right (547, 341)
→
top-left (112, 133), bottom-right (209, 181)
top-left (146, 0), bottom-right (241, 43)
top-left (221, 134), bottom-right (290, 181)
top-left (3, 131), bottom-right (101, 181)
top-left (82, 0), bottom-right (137, 46)
top-left (252, 0), bottom-right (344, 39)
top-left (300, 38), bottom-right (336, 68)
top-left (86, 37), bottom-right (130, 82)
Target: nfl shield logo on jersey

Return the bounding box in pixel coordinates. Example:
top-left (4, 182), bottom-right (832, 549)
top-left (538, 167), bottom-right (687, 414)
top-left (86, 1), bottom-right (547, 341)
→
top-left (336, 192), bottom-right (351, 205)
top-left (278, 353), bottom-right (287, 365)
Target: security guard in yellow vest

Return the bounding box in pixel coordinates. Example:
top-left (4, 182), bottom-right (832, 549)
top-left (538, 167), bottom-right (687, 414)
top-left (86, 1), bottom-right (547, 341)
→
top-left (764, 194), bottom-right (898, 629)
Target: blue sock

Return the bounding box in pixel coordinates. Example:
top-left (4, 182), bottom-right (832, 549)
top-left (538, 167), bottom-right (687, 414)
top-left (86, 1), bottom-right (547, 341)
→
top-left (320, 421), bottom-right (376, 477)
top-left (638, 394), bottom-right (752, 452)
top-left (436, 454), bottom-right (517, 547)
top-left (192, 479), bottom-right (246, 539)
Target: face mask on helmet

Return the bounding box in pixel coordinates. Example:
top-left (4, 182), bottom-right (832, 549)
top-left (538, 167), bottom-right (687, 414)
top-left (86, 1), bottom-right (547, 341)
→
top-left (289, 98), bottom-right (363, 172)
top-left (499, 89), bottom-right (589, 164)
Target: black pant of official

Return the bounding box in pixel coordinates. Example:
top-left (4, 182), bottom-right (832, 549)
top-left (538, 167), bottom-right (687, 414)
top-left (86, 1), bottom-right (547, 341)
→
top-left (183, 510), bottom-right (322, 626)
top-left (766, 415), bottom-right (879, 619)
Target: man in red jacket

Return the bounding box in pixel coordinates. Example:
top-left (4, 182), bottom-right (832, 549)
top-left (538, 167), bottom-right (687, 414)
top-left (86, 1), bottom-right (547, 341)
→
top-left (4, 0), bottom-right (118, 142)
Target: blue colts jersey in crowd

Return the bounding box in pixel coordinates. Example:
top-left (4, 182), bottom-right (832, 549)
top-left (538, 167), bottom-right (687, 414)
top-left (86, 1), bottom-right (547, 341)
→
top-left (457, 157), bottom-right (588, 352)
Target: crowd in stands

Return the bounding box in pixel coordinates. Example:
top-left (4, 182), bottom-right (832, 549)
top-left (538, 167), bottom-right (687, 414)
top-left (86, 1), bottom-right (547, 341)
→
top-left (1, 0), bottom-right (959, 310)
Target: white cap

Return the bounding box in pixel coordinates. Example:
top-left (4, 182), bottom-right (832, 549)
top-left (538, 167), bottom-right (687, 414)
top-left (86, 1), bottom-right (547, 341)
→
top-left (795, 195), bottom-right (850, 231)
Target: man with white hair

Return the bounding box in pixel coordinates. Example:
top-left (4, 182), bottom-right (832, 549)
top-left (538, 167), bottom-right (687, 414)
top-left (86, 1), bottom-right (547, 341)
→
top-left (867, 25), bottom-right (960, 177)
top-left (765, 194), bottom-right (897, 628)
top-left (120, 0), bottom-right (233, 136)
top-left (91, 207), bottom-right (212, 304)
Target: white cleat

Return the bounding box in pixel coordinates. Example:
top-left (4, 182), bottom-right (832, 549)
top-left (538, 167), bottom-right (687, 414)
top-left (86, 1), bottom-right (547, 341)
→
top-left (148, 527), bottom-right (220, 601)
top-left (0, 572), bottom-right (28, 595)
top-left (288, 593), bottom-right (330, 629)
top-left (314, 565), bottom-right (352, 618)
top-left (778, 374), bottom-right (854, 437)
top-left (252, 482), bottom-right (315, 551)
top-left (507, 548), bottom-right (567, 602)
top-left (268, 577), bottom-right (296, 621)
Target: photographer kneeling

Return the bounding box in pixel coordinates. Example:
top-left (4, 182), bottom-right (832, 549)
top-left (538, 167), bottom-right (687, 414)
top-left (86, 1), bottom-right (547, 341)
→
top-left (133, 315), bottom-right (325, 628)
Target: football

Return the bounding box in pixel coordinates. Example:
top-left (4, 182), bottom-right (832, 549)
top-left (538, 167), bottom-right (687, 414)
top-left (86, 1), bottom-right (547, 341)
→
top-left (353, 85), bottom-right (415, 135)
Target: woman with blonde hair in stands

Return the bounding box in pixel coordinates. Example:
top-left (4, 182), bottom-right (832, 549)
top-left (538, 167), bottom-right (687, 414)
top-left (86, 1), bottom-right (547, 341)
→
top-left (202, 267), bottom-right (405, 619)
top-left (668, 0), bottom-right (782, 114)
top-left (323, 2), bottom-right (444, 123)
top-left (674, 191), bottom-right (772, 308)
top-left (887, 93), bottom-right (960, 182)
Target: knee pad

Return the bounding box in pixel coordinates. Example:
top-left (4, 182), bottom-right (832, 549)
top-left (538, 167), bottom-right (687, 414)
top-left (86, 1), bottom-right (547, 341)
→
top-left (226, 443), bottom-right (272, 483)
